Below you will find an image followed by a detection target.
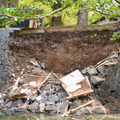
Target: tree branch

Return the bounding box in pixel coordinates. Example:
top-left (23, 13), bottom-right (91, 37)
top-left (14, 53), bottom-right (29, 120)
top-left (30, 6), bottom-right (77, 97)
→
top-left (0, 6), bottom-right (68, 20)
top-left (114, 0), bottom-right (120, 4)
top-left (92, 9), bottom-right (120, 17)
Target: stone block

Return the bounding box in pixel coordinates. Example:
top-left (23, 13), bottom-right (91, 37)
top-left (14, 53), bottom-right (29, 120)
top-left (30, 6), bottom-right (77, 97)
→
top-left (87, 68), bottom-right (98, 75)
top-left (90, 76), bottom-right (105, 85)
top-left (73, 110), bottom-right (82, 116)
top-left (41, 84), bottom-right (54, 91)
top-left (28, 102), bottom-right (39, 112)
top-left (17, 99), bottom-right (23, 107)
top-left (56, 102), bottom-right (63, 113)
top-left (96, 89), bottom-right (110, 98)
top-left (105, 103), bottom-right (117, 111)
top-left (57, 92), bottom-right (68, 99)
top-left (39, 102), bottom-right (45, 113)
top-left (100, 82), bottom-right (110, 90)
top-left (5, 99), bottom-right (10, 104)
top-left (15, 108), bottom-right (27, 112)
top-left (92, 106), bottom-right (106, 114)
top-left (45, 105), bottom-right (56, 111)
top-left (111, 91), bottom-right (120, 98)
top-left (97, 65), bottom-right (106, 74)
top-left (92, 106), bottom-right (107, 114)
top-left (80, 107), bottom-right (89, 114)
top-left (49, 95), bottom-right (60, 102)
top-left (45, 100), bottom-right (55, 105)
top-left (54, 85), bottom-right (63, 91)
top-left (114, 99), bottom-right (120, 108)
top-left (61, 100), bottom-right (69, 114)
top-left (105, 67), bottom-right (117, 76)
top-left (6, 101), bottom-right (12, 108)
top-left (81, 67), bottom-right (90, 75)
top-left (73, 99), bottom-right (82, 107)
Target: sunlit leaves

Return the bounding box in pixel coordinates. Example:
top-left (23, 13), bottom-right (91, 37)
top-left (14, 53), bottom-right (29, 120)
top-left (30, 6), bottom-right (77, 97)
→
top-left (110, 31), bottom-right (120, 41)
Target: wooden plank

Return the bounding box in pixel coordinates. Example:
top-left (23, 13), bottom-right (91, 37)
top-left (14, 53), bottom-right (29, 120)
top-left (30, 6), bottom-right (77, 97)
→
top-left (53, 73), bottom-right (71, 96)
top-left (53, 72), bottom-right (94, 100)
top-left (67, 100), bottom-right (94, 114)
top-left (64, 78), bottom-right (93, 99)
top-left (33, 71), bottom-right (53, 96)
top-left (65, 90), bottom-right (94, 100)
top-left (14, 21), bottom-right (120, 34)
top-left (9, 72), bottom-right (53, 99)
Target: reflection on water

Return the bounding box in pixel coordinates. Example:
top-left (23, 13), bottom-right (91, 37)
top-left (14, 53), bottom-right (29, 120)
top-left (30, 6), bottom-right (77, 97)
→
top-left (0, 112), bottom-right (120, 120)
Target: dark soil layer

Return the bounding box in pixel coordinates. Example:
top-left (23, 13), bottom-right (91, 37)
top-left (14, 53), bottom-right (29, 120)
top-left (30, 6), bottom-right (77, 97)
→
top-left (9, 30), bottom-right (120, 77)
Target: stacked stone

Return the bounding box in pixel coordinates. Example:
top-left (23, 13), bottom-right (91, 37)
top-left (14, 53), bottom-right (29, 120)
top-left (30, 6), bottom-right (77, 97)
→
top-left (81, 51), bottom-right (120, 112)
top-left (0, 30), bottom-right (10, 90)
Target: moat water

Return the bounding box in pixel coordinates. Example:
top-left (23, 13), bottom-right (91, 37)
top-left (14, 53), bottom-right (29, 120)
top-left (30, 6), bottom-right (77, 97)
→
top-left (0, 112), bottom-right (120, 120)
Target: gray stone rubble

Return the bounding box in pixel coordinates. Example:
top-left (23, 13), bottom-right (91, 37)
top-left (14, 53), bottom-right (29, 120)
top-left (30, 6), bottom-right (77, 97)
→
top-left (0, 67), bottom-right (106, 116)
top-left (0, 46), bottom-right (120, 116)
top-left (82, 51), bottom-right (120, 112)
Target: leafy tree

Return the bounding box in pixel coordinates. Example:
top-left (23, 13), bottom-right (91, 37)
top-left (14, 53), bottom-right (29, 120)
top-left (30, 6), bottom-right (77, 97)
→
top-left (0, 0), bottom-right (120, 39)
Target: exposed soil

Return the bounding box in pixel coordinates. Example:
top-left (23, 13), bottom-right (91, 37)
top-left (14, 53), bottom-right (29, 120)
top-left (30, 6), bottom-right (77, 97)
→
top-left (9, 29), bottom-right (120, 78)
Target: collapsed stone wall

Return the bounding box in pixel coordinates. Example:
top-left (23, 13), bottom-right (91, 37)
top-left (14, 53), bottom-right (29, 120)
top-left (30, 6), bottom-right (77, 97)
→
top-left (81, 52), bottom-right (120, 112)
top-left (97, 58), bottom-right (120, 111)
top-left (0, 30), bottom-right (10, 91)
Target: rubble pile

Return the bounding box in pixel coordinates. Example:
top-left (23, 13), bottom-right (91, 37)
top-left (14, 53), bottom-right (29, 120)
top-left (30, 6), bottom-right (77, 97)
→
top-left (0, 51), bottom-right (120, 116)
top-left (81, 51), bottom-right (120, 112)
top-left (0, 66), bottom-right (106, 116)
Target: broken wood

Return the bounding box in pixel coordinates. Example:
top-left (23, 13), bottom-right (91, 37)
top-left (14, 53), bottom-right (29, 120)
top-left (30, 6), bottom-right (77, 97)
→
top-left (33, 71), bottom-right (53, 96)
top-left (53, 73), bottom-right (71, 96)
top-left (9, 77), bottom-right (21, 97)
top-left (53, 72), bottom-right (94, 100)
top-left (47, 80), bottom-right (61, 84)
top-left (65, 90), bottom-right (94, 100)
top-left (67, 100), bottom-right (94, 114)
top-left (94, 56), bottom-right (109, 68)
top-left (14, 77), bottom-right (21, 87)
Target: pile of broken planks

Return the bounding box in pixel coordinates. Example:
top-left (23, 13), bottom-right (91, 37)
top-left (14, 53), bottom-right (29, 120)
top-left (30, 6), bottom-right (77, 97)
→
top-left (0, 68), bottom-right (106, 116)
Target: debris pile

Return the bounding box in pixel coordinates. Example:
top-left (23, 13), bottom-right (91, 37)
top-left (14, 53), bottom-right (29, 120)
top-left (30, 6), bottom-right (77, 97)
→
top-left (1, 51), bottom-right (120, 116)
top-left (81, 51), bottom-right (120, 112)
top-left (0, 66), bottom-right (106, 116)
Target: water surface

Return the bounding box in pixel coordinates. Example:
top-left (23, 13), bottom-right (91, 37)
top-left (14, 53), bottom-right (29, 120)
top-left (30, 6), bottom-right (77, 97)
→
top-left (0, 112), bottom-right (120, 120)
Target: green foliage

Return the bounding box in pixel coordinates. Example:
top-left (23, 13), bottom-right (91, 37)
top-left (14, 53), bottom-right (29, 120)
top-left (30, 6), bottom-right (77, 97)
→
top-left (110, 31), bottom-right (120, 41)
top-left (0, 0), bottom-right (120, 40)
top-left (99, 24), bottom-right (109, 31)
top-left (90, 33), bottom-right (97, 38)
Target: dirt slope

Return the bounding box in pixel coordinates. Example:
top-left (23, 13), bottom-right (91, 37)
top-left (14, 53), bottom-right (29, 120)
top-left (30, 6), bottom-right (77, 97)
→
top-left (9, 29), bottom-right (120, 77)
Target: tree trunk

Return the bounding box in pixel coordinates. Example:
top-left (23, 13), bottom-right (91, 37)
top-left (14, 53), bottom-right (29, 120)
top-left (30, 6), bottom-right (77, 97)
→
top-left (51, 0), bottom-right (61, 26)
top-left (0, 0), bottom-right (8, 7)
top-left (0, 0), bottom-right (18, 7)
top-left (8, 0), bottom-right (18, 7)
top-left (77, 3), bottom-right (88, 26)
